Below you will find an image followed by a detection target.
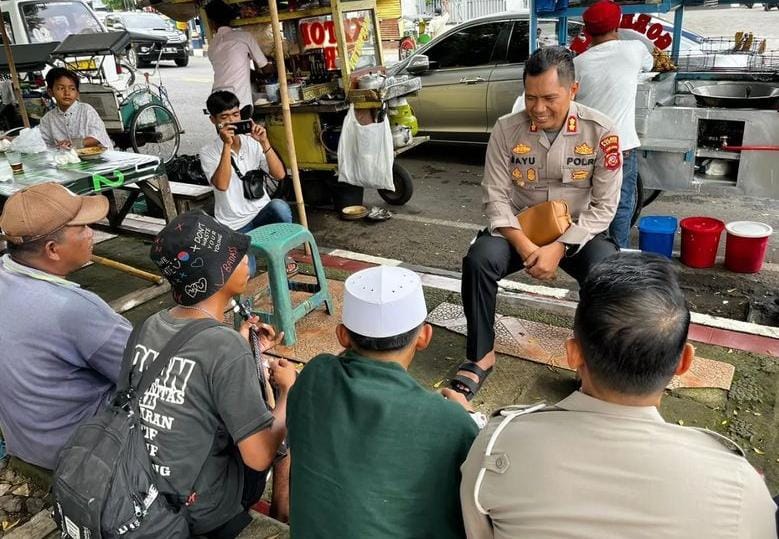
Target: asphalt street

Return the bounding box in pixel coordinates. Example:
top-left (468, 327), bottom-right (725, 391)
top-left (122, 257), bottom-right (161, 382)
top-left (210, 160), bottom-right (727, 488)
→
top-left (158, 6), bottom-right (779, 322)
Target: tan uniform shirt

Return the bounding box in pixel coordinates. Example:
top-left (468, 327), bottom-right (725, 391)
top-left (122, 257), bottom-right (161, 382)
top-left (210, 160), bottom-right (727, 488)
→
top-left (483, 102), bottom-right (622, 247)
top-left (460, 391), bottom-right (777, 539)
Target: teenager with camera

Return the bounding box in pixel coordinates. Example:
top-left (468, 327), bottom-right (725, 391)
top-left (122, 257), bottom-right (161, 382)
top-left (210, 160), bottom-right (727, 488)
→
top-left (199, 91), bottom-right (295, 276)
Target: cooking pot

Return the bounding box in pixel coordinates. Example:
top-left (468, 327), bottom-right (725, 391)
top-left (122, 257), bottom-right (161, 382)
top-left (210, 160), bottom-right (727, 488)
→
top-left (358, 73), bottom-right (385, 90)
top-left (691, 83), bottom-right (779, 109)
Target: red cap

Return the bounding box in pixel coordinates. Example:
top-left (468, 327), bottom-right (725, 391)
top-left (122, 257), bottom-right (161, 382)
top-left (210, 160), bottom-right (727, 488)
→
top-left (583, 0), bottom-right (622, 35)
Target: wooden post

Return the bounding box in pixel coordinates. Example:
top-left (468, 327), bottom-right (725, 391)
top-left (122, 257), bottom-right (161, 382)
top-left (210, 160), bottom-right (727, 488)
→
top-left (0, 5), bottom-right (30, 128)
top-left (268, 0), bottom-right (308, 231)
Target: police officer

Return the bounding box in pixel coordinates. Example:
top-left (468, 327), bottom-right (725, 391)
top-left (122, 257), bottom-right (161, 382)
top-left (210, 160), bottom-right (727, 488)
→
top-left (459, 253), bottom-right (777, 538)
top-left (450, 46), bottom-right (621, 401)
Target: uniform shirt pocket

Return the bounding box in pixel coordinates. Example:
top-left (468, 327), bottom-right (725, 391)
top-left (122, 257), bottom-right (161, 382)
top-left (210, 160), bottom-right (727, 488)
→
top-left (561, 163), bottom-right (594, 187)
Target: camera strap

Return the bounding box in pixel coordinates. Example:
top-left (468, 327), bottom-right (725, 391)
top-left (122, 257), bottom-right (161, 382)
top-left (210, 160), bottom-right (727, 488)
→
top-left (229, 154), bottom-right (245, 180)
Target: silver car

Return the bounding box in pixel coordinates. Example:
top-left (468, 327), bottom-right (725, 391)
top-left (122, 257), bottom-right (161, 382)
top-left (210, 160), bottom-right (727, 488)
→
top-left (388, 12), bottom-right (583, 143)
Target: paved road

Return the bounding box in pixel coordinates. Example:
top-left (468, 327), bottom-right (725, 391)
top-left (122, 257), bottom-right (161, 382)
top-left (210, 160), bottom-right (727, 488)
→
top-left (161, 7), bottom-right (779, 322)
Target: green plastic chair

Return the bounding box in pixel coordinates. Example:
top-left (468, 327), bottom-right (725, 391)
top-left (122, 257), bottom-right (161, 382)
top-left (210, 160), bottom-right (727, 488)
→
top-left (245, 223), bottom-right (333, 346)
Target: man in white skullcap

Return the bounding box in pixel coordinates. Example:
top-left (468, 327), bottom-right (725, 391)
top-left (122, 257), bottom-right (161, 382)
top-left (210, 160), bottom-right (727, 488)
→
top-left (286, 266), bottom-right (479, 538)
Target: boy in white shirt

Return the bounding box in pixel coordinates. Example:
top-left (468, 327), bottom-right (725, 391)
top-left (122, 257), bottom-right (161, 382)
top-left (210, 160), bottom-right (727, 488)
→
top-left (199, 91), bottom-right (294, 276)
top-left (39, 67), bottom-right (113, 150)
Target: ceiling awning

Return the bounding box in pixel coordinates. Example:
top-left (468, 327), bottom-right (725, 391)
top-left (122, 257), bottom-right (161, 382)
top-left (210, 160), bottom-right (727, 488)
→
top-left (137, 0), bottom-right (200, 22)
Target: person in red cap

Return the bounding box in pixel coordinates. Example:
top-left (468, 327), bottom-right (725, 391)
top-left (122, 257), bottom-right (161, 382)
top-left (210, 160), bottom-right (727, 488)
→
top-left (577, 0), bottom-right (654, 249)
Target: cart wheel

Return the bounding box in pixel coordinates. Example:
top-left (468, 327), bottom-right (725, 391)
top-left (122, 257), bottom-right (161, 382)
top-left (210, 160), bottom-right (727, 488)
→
top-left (378, 162), bottom-right (413, 205)
top-left (130, 103), bottom-right (181, 165)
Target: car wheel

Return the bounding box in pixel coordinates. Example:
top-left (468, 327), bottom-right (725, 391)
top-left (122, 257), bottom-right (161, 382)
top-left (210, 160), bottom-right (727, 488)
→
top-left (126, 47), bottom-right (138, 68)
top-left (378, 162), bottom-right (414, 205)
top-left (175, 55), bottom-right (189, 67)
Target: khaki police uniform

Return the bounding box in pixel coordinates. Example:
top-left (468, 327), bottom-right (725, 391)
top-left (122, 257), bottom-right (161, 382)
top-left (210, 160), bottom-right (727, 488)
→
top-left (460, 391), bottom-right (778, 539)
top-left (462, 102), bottom-right (622, 362)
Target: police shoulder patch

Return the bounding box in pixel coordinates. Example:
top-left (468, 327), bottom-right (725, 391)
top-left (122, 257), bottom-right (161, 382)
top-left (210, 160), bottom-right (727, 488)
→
top-left (599, 135), bottom-right (621, 171)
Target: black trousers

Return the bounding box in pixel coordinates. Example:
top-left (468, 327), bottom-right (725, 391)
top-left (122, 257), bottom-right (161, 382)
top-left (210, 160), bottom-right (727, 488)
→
top-left (203, 465), bottom-right (268, 539)
top-left (461, 230), bottom-right (619, 362)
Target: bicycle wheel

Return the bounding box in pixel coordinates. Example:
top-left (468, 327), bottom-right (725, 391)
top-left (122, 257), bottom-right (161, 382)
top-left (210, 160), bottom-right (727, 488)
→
top-left (130, 103), bottom-right (181, 165)
top-left (117, 62), bottom-right (136, 88)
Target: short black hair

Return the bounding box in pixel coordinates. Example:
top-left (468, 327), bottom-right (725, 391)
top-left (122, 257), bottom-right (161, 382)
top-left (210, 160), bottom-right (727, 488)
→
top-left (205, 0), bottom-right (234, 28)
top-left (6, 228), bottom-right (66, 259)
top-left (523, 46), bottom-right (575, 86)
top-left (574, 252), bottom-right (690, 395)
top-left (46, 67), bottom-right (80, 91)
top-left (206, 90), bottom-right (240, 116)
top-left (347, 325), bottom-right (421, 352)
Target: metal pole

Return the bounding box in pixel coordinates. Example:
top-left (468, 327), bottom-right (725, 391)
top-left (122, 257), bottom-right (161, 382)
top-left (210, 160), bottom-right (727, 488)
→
top-left (671, 4), bottom-right (684, 63)
top-left (0, 5), bottom-right (30, 128)
top-left (268, 0), bottom-right (309, 231)
top-left (529, 0), bottom-right (537, 55)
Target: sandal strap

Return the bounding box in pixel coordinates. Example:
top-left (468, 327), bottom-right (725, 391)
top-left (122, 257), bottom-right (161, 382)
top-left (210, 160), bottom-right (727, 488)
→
top-left (450, 374), bottom-right (479, 399)
top-left (457, 361), bottom-right (493, 379)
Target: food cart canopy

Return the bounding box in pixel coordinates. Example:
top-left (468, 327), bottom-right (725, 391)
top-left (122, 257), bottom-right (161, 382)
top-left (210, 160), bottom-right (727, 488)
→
top-left (52, 31), bottom-right (132, 57)
top-left (137, 0), bottom-right (199, 23)
top-left (0, 42), bottom-right (59, 72)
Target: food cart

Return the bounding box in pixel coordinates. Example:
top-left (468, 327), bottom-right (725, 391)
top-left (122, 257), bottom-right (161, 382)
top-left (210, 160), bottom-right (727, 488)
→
top-left (530, 0), bottom-right (779, 214)
top-left (146, 0), bottom-right (428, 211)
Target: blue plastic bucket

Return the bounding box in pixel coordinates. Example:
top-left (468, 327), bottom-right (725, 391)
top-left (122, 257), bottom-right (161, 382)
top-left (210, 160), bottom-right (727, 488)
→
top-left (638, 216), bottom-right (678, 258)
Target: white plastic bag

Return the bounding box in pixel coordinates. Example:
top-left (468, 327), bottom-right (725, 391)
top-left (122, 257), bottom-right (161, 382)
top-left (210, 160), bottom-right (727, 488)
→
top-left (10, 127), bottom-right (47, 154)
top-left (337, 105), bottom-right (394, 191)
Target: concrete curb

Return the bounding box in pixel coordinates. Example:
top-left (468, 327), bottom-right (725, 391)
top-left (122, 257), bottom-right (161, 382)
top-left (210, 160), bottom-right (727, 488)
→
top-left (293, 246), bottom-right (779, 357)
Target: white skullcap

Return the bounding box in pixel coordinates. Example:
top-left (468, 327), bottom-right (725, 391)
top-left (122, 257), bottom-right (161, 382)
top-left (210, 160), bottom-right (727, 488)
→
top-left (342, 266), bottom-right (427, 338)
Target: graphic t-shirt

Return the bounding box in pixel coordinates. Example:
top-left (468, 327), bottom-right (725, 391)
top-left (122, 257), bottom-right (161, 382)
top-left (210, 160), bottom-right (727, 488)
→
top-left (129, 310), bottom-right (273, 534)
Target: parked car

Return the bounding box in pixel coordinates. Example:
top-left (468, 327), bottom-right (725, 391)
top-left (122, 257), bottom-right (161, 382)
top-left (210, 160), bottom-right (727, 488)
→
top-left (104, 11), bottom-right (190, 67)
top-left (387, 12), bottom-right (584, 143)
top-left (763, 0), bottom-right (779, 9)
top-left (0, 0), bottom-right (120, 83)
top-left (388, 11), bottom-right (733, 143)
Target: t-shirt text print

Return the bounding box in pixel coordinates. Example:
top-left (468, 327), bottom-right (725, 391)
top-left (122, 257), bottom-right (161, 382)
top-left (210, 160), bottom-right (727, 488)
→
top-left (133, 343), bottom-right (195, 477)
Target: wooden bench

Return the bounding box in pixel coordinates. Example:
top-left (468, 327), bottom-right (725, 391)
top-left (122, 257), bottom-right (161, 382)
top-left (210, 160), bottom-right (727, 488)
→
top-left (124, 181), bottom-right (214, 215)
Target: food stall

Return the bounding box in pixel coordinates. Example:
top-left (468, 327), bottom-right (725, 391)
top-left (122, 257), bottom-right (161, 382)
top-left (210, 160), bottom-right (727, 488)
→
top-left (145, 0), bottom-right (427, 211)
top-left (530, 0), bottom-right (779, 211)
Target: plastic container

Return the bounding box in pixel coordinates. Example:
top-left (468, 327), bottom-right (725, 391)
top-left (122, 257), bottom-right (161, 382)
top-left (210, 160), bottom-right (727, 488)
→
top-left (679, 217), bottom-right (725, 268)
top-left (265, 82), bottom-right (280, 103)
top-left (638, 216), bottom-right (678, 258)
top-left (724, 221), bottom-right (773, 273)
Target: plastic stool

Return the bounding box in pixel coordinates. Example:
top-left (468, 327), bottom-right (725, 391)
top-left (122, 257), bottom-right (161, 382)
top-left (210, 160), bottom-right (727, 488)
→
top-left (245, 223), bottom-right (333, 345)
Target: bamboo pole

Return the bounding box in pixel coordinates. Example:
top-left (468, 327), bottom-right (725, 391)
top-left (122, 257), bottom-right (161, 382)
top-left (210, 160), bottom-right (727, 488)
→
top-left (268, 0), bottom-right (308, 231)
top-left (90, 254), bottom-right (165, 285)
top-left (0, 5), bottom-right (30, 128)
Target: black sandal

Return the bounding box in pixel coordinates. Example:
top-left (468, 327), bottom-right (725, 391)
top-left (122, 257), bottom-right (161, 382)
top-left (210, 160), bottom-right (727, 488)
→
top-left (449, 361), bottom-right (493, 401)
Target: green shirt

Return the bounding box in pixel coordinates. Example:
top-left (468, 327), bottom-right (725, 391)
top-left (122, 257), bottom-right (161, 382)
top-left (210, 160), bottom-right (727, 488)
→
top-left (288, 350), bottom-right (479, 539)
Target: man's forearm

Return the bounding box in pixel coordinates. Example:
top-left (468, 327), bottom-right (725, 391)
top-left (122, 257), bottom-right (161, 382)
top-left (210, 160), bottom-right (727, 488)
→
top-left (267, 390), bottom-right (288, 448)
top-left (212, 144), bottom-right (233, 191)
top-left (497, 227), bottom-right (537, 260)
top-left (264, 146), bottom-right (286, 180)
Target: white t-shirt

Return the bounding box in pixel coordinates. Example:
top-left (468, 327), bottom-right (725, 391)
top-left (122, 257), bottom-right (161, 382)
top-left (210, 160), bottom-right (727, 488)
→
top-left (208, 27), bottom-right (268, 109)
top-left (199, 134), bottom-right (271, 230)
top-left (574, 40), bottom-right (654, 150)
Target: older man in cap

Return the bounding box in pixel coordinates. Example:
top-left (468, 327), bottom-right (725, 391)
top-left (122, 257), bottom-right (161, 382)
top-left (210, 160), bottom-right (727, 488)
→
top-left (0, 183), bottom-right (131, 470)
top-left (576, 0), bottom-right (654, 247)
top-left (287, 266), bottom-right (480, 538)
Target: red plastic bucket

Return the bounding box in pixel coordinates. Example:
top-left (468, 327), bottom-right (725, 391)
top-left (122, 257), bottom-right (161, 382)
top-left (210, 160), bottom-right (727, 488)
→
top-left (679, 217), bottom-right (725, 268)
top-left (724, 221), bottom-right (773, 273)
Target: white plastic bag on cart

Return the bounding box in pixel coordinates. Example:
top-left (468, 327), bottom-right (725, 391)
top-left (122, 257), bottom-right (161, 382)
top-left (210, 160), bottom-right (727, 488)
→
top-left (10, 127), bottom-right (47, 154)
top-left (337, 104), bottom-right (394, 191)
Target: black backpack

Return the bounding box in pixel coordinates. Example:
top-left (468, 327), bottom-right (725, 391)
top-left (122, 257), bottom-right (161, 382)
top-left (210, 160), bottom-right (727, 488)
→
top-left (53, 318), bottom-right (220, 538)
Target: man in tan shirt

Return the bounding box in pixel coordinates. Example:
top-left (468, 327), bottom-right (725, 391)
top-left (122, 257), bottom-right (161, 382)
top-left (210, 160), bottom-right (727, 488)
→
top-left (459, 252), bottom-right (777, 538)
top-left (451, 46), bottom-right (622, 400)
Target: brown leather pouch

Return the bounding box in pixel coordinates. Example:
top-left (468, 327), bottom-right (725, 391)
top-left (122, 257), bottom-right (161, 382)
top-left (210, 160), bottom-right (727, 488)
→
top-left (516, 200), bottom-right (573, 246)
